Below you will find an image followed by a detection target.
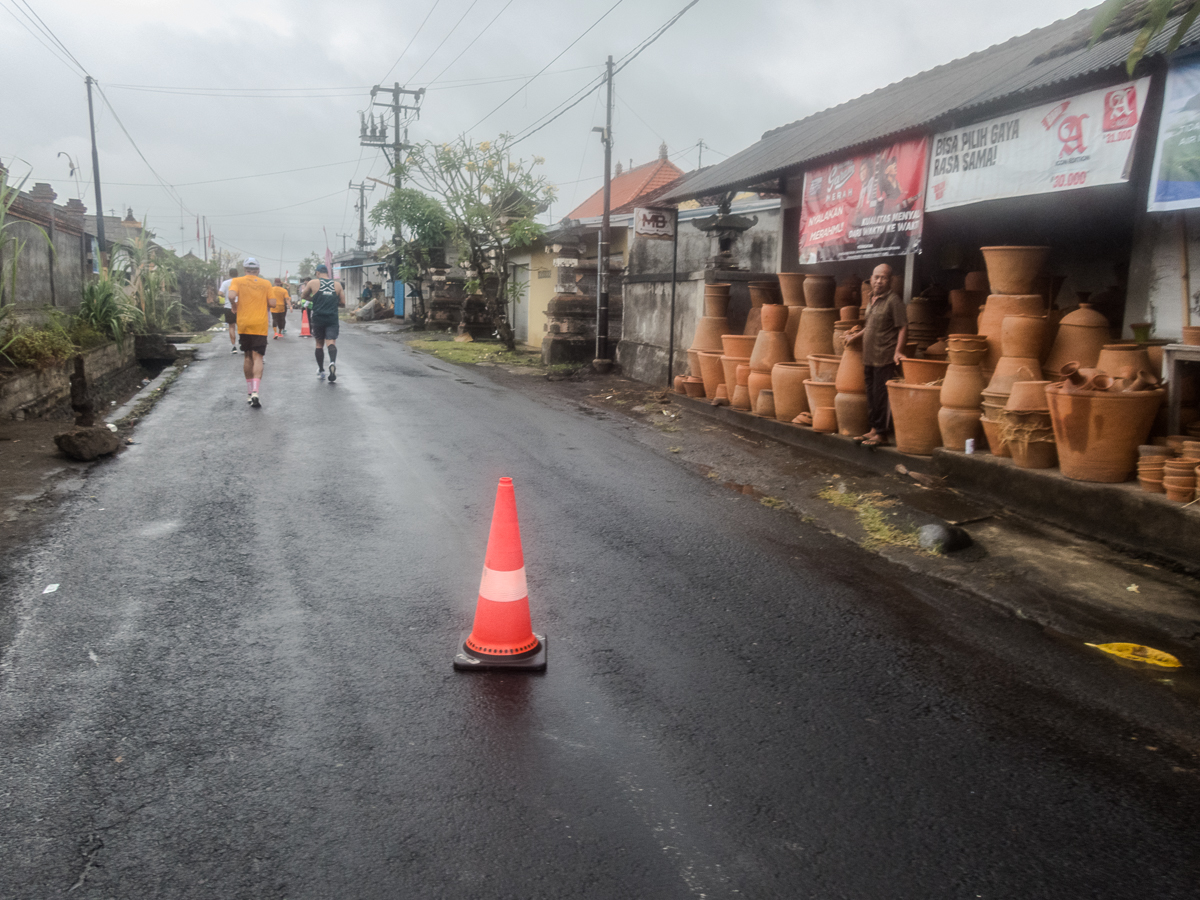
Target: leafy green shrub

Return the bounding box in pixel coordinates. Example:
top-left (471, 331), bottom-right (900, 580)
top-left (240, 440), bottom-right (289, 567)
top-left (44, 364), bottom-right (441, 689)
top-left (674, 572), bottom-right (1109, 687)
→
top-left (4, 322), bottom-right (76, 368)
top-left (78, 271), bottom-right (141, 346)
top-left (68, 319), bottom-right (108, 350)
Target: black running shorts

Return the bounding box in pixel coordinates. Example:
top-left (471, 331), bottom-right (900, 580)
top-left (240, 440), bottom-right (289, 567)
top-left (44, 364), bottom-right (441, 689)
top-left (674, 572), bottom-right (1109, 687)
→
top-left (224, 308), bottom-right (237, 325)
top-left (311, 320), bottom-right (339, 341)
top-left (239, 334), bottom-right (268, 355)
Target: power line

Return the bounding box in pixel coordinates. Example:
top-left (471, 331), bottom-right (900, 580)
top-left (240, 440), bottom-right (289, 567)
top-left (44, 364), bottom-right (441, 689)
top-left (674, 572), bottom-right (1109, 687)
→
top-left (100, 158), bottom-right (364, 188)
top-left (465, 0), bottom-right (626, 134)
top-left (379, 0), bottom-right (442, 84)
top-left (15, 0), bottom-right (86, 72)
top-left (0, 0), bottom-right (83, 75)
top-left (206, 190), bottom-right (346, 220)
top-left (425, 0), bottom-right (517, 87)
top-left (407, 0), bottom-right (481, 84)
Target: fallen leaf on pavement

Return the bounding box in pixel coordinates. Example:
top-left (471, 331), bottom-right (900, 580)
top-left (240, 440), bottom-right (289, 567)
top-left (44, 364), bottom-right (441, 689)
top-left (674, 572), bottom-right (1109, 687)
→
top-left (1085, 643), bottom-right (1181, 668)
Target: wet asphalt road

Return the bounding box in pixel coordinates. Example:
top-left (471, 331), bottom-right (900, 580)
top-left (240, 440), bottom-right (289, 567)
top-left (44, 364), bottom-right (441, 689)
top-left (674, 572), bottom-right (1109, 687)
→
top-left (2, 326), bottom-right (1199, 899)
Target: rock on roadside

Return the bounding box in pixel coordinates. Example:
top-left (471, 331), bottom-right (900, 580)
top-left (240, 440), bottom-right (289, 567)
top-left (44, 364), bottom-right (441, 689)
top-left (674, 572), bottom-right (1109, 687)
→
top-left (54, 426), bottom-right (121, 461)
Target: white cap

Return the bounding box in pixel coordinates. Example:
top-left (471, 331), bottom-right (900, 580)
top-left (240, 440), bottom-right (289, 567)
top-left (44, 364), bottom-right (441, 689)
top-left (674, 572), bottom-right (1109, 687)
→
top-left (243, 256), bottom-right (260, 269)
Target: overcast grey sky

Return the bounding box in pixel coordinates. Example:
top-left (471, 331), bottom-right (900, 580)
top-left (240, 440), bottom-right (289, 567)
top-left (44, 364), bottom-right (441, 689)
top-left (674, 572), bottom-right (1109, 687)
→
top-left (1, 0), bottom-right (1092, 275)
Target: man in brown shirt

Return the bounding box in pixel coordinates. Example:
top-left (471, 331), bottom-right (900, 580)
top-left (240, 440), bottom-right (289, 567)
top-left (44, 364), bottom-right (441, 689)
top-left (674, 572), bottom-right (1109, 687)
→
top-left (845, 263), bottom-right (907, 446)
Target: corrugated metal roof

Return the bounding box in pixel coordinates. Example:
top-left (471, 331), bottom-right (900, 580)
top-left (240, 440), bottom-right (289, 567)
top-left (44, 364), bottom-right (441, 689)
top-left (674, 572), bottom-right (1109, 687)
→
top-left (663, 6), bottom-right (1200, 202)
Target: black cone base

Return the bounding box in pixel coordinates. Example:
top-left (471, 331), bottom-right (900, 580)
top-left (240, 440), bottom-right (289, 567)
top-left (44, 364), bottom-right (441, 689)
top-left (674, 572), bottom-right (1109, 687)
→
top-left (453, 632), bottom-right (547, 672)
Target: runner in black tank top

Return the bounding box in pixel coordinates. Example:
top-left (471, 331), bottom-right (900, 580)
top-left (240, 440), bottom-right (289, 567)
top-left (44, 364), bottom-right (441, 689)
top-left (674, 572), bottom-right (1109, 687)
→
top-left (300, 264), bottom-right (346, 381)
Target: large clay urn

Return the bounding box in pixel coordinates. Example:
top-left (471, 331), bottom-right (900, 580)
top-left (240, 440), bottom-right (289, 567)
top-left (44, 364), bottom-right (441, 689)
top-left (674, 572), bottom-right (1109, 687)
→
top-left (760, 303), bottom-right (788, 333)
top-left (748, 317), bottom-right (792, 408)
top-left (834, 275), bottom-right (861, 310)
top-left (704, 283), bottom-right (731, 317)
top-left (721, 334), bottom-right (757, 358)
top-left (795, 307), bottom-right (837, 360)
top-left (835, 392), bottom-right (870, 437)
top-left (698, 351), bottom-right (725, 399)
top-left (689, 315), bottom-right (729, 354)
top-left (778, 273), bottom-right (807, 307)
top-left (938, 407), bottom-right (983, 451)
top-left (1096, 344), bottom-right (1152, 377)
top-left (1045, 384), bottom-right (1165, 482)
top-left (785, 306), bottom-right (804, 351)
top-left (772, 362), bottom-right (811, 422)
top-left (749, 280), bottom-right (782, 308)
top-left (807, 353), bottom-right (841, 383)
top-left (1042, 303), bottom-right (1111, 377)
top-left (887, 380), bottom-right (944, 455)
top-left (1000, 314), bottom-right (1048, 360)
top-left (804, 379), bottom-right (838, 423)
top-left (835, 344), bottom-right (866, 393)
top-left (980, 246), bottom-right (1050, 295)
top-left (803, 274), bottom-right (836, 308)
top-left (977, 293), bottom-right (1045, 374)
top-left (940, 363), bottom-right (985, 409)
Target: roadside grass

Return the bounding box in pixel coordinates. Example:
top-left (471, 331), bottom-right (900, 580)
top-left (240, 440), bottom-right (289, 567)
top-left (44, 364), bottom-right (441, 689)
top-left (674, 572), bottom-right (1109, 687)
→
top-left (818, 484), bottom-right (922, 551)
top-left (188, 333), bottom-right (214, 344)
top-left (409, 338), bottom-right (576, 374)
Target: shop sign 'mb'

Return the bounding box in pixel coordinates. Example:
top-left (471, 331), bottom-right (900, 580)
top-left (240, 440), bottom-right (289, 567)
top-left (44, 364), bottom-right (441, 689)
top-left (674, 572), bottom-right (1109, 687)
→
top-left (634, 207), bottom-right (676, 240)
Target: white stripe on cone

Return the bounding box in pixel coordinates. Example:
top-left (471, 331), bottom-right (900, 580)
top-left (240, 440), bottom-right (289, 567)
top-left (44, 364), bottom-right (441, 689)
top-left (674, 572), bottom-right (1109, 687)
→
top-left (478, 566), bottom-right (528, 603)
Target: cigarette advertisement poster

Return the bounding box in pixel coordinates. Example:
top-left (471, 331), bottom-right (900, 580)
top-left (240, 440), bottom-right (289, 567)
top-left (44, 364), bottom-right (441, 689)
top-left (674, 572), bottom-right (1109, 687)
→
top-left (798, 137), bottom-right (928, 264)
top-left (927, 77), bottom-right (1149, 212)
top-left (1148, 57), bottom-right (1200, 211)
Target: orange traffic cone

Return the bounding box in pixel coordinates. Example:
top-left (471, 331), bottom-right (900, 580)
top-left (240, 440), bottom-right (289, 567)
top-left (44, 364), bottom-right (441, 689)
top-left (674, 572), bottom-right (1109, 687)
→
top-left (454, 477), bottom-right (546, 671)
top-left (300, 309), bottom-right (311, 337)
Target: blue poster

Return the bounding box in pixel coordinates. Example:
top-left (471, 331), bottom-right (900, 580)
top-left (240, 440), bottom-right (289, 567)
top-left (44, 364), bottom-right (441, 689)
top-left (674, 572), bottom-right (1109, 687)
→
top-left (393, 281), bottom-right (405, 317)
top-left (1148, 55), bottom-right (1200, 210)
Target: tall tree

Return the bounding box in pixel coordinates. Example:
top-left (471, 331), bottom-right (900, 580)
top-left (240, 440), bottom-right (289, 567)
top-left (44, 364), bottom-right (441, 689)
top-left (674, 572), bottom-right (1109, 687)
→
top-left (369, 188), bottom-right (452, 328)
top-left (396, 134), bottom-right (555, 350)
top-left (298, 252), bottom-right (322, 280)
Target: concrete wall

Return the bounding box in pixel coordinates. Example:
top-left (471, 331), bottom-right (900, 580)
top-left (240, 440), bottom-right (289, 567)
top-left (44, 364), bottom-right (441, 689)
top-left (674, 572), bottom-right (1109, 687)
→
top-left (626, 204), bottom-right (781, 276)
top-left (3, 218), bottom-right (84, 311)
top-left (0, 341), bottom-right (136, 420)
top-left (1127, 209), bottom-right (1200, 341)
top-left (511, 244), bottom-right (556, 348)
top-left (616, 275), bottom-right (704, 387)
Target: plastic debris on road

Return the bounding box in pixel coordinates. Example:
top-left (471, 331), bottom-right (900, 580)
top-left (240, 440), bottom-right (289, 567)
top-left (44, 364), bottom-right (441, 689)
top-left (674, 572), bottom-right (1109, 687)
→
top-left (1085, 642), bottom-right (1181, 667)
top-left (43, 584), bottom-right (59, 593)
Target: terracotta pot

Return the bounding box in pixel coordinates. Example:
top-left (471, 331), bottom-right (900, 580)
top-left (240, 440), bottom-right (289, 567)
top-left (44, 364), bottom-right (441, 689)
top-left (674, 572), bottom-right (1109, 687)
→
top-left (834, 276), bottom-right (861, 309)
top-left (794, 307), bottom-right (837, 360)
top-left (839, 305), bottom-right (860, 322)
top-left (803, 274), bottom-right (836, 308)
top-left (949, 289), bottom-right (986, 317)
top-left (721, 334), bottom-right (757, 358)
top-left (938, 406), bottom-right (983, 451)
top-left (1139, 477), bottom-right (1164, 494)
top-left (785, 306), bottom-right (803, 350)
top-left (1096, 344), bottom-right (1152, 377)
top-left (947, 347), bottom-right (987, 367)
top-left (1009, 439), bottom-right (1058, 470)
top-left (698, 351), bottom-right (725, 399)
top-left (704, 284), bottom-right (731, 317)
top-left (732, 364), bottom-right (752, 410)
top-left (948, 317), bottom-right (979, 336)
top-left (1139, 444), bottom-right (1175, 457)
top-left (835, 344), bottom-right (867, 393)
top-left (980, 246), bottom-right (1050, 295)
top-left (980, 415), bottom-right (1011, 457)
top-left (812, 406), bottom-right (838, 433)
top-left (887, 380), bottom-right (944, 455)
top-left (682, 376), bottom-right (705, 398)
top-left (689, 316), bottom-right (729, 353)
top-left (1165, 485), bottom-right (1195, 503)
top-left (1000, 314), bottom-right (1048, 359)
top-left (984, 357), bottom-right (1041, 395)
top-left (743, 307), bottom-right (762, 338)
top-left (940, 363), bottom-right (985, 409)
top-left (749, 281), bottom-right (782, 309)
top-left (1043, 304), bottom-right (1111, 376)
top-left (807, 353), bottom-right (841, 382)
top-left (899, 357), bottom-right (950, 384)
top-left (778, 273), bottom-right (807, 307)
top-left (1181, 325), bottom-right (1200, 346)
top-left (906, 296), bottom-right (935, 325)
top-left (924, 340), bottom-right (949, 361)
top-left (747, 371), bottom-right (773, 409)
top-left (713, 384), bottom-right (730, 405)
top-left (755, 389), bottom-right (777, 418)
top-left (673, 375), bottom-right (685, 394)
top-left (835, 391), bottom-right (870, 436)
top-left (1005, 380), bottom-right (1050, 411)
top-left (687, 349), bottom-right (702, 378)
top-left (760, 303), bottom-right (788, 333)
top-left (749, 329), bottom-right (793, 375)
top-left (771, 362), bottom-right (810, 422)
top-left (978, 294), bottom-right (1045, 374)
top-left (804, 379), bottom-right (838, 418)
top-left (721, 355), bottom-right (746, 397)
top-left (964, 270), bottom-right (989, 292)
top-left (1045, 384), bottom-right (1165, 482)
top-left (948, 334), bottom-right (988, 349)
top-left (832, 321), bottom-right (855, 356)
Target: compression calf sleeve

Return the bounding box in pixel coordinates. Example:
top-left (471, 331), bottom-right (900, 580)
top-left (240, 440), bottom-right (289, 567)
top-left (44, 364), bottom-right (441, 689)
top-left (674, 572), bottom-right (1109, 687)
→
top-left (328, 345), bottom-right (337, 363)
top-left (315, 347), bottom-right (324, 368)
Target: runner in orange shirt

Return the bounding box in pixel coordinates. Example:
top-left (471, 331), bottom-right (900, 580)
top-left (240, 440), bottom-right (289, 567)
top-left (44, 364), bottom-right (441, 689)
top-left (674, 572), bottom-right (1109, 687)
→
top-left (227, 257), bottom-right (273, 408)
top-left (269, 278), bottom-right (290, 339)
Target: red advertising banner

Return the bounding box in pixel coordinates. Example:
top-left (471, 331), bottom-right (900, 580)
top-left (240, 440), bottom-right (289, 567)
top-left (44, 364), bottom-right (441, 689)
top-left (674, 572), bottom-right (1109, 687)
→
top-left (798, 137), bottom-right (929, 263)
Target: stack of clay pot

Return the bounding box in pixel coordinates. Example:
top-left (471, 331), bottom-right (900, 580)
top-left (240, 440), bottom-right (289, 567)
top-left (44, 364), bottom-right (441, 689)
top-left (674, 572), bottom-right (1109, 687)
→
top-left (795, 275), bottom-right (837, 363)
top-left (1137, 445), bottom-right (1172, 493)
top-left (721, 333), bottom-right (757, 411)
top-left (981, 314), bottom-right (1048, 426)
top-left (977, 246), bottom-right (1050, 377)
top-left (1042, 303), bottom-right (1111, 378)
top-left (745, 279), bottom-right (781, 337)
top-left (1162, 454), bottom-right (1198, 502)
top-left (1045, 370), bottom-right (1165, 482)
top-left (748, 302), bottom-right (792, 412)
top-left (939, 335), bottom-right (987, 452)
top-left (689, 284), bottom-right (732, 399)
top-left (947, 288), bottom-right (985, 335)
top-left (997, 379), bottom-right (1056, 469)
top-left (834, 341), bottom-right (869, 437)
top-left (803, 352), bottom-right (840, 432)
top-left (905, 294), bottom-right (944, 355)
top-left (832, 305), bottom-right (859, 355)
top-left (778, 273), bottom-right (807, 350)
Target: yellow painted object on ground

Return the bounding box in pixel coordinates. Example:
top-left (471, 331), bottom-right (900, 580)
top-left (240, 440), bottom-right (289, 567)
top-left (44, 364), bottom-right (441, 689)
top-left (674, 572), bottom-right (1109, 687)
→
top-left (1085, 643), bottom-right (1182, 668)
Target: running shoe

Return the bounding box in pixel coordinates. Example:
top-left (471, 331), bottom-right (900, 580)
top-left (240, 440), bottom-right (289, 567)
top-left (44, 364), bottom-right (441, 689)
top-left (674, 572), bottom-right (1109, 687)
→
top-left (317, 368), bottom-right (325, 379)
top-left (328, 363), bottom-right (336, 383)
top-left (231, 346), bottom-right (239, 353)
top-left (250, 393), bottom-right (261, 408)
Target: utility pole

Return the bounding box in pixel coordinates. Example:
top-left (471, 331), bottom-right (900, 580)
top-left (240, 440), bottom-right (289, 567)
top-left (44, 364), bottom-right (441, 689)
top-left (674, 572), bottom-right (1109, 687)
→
top-left (595, 55), bottom-right (614, 362)
top-left (336, 232), bottom-right (351, 252)
top-left (202, 216), bottom-right (208, 262)
top-left (348, 180), bottom-right (375, 250)
top-left (698, 139), bottom-right (706, 169)
top-left (85, 76), bottom-right (106, 268)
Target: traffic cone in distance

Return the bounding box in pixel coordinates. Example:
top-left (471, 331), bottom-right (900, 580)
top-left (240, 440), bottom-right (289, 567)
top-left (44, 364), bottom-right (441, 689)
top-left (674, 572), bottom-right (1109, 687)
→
top-left (454, 477), bottom-right (546, 671)
top-left (300, 309), bottom-right (311, 337)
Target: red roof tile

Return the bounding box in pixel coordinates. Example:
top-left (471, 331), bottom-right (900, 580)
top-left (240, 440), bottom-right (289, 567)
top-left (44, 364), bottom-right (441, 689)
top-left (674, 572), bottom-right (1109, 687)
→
top-left (565, 157), bottom-right (685, 220)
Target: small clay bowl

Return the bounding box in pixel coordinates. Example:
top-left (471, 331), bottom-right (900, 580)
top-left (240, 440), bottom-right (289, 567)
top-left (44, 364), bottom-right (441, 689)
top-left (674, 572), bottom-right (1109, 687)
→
top-left (1138, 478), bottom-right (1165, 493)
top-left (1138, 444), bottom-right (1175, 457)
top-left (1164, 487), bottom-right (1195, 502)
